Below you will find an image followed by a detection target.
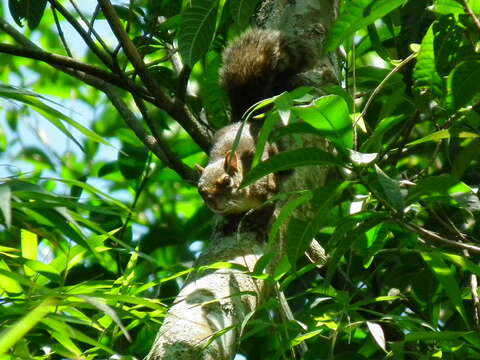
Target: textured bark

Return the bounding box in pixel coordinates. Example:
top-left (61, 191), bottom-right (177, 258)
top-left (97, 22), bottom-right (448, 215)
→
top-left (147, 1), bottom-right (339, 359)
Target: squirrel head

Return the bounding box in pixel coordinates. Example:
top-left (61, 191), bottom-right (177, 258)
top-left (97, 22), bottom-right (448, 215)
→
top-left (196, 149), bottom-right (263, 214)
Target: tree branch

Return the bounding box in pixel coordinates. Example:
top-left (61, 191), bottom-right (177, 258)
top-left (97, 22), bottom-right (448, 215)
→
top-left (402, 222), bottom-right (480, 254)
top-left (461, 0), bottom-right (480, 32)
top-left (98, 0), bottom-right (211, 151)
top-left (0, 42), bottom-right (151, 98)
top-left (0, 21), bottom-right (197, 184)
top-left (47, 0), bottom-right (116, 71)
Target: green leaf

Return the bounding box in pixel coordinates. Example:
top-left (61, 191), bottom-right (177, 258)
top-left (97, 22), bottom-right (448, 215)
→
top-left (0, 298), bottom-right (57, 355)
top-left (0, 183), bottom-right (11, 229)
top-left (202, 52), bottom-right (229, 128)
top-left (286, 182), bottom-right (350, 267)
top-left (407, 175), bottom-right (475, 204)
top-left (413, 22), bottom-right (445, 98)
top-left (421, 252), bottom-right (469, 328)
top-left (178, 0), bottom-right (218, 67)
top-left (8, 0), bottom-right (47, 29)
top-left (230, 0), bottom-right (260, 28)
top-left (407, 129), bottom-right (478, 146)
top-left (21, 229), bottom-right (37, 278)
top-left (432, 0), bottom-right (464, 15)
top-left (292, 95), bottom-right (352, 150)
top-left (440, 253), bottom-right (480, 277)
top-left (267, 191), bottom-right (313, 248)
top-left (42, 317), bottom-right (115, 354)
top-left (118, 144), bottom-right (148, 180)
top-left (0, 260), bottom-right (23, 295)
top-left (361, 115), bottom-right (405, 153)
top-left (356, 223), bottom-right (389, 268)
top-left (447, 60), bottom-right (480, 110)
top-left (325, 0), bottom-right (406, 52)
top-left (242, 148), bottom-right (344, 187)
top-left (405, 330), bottom-right (469, 342)
top-left (77, 295), bottom-right (131, 342)
top-left (252, 111), bottom-right (279, 168)
top-left (0, 85), bottom-right (113, 151)
top-left (374, 165), bottom-right (405, 214)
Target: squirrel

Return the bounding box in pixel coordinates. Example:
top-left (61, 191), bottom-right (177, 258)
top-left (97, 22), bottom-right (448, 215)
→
top-left (196, 122), bottom-right (277, 214)
top-left (197, 28), bottom-right (314, 215)
top-left (220, 28), bottom-right (314, 121)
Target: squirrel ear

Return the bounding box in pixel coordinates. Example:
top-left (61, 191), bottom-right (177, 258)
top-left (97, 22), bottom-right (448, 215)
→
top-left (224, 150), bottom-right (239, 175)
top-left (194, 164), bottom-right (204, 174)
top-left (241, 150), bottom-right (254, 172)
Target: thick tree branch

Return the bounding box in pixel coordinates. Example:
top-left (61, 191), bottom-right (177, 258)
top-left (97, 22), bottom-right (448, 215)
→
top-left (0, 42), bottom-right (153, 99)
top-left (148, 1), bottom-right (339, 358)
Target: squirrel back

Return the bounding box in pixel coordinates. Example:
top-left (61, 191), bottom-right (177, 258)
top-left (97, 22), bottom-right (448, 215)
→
top-left (219, 29), bottom-right (315, 120)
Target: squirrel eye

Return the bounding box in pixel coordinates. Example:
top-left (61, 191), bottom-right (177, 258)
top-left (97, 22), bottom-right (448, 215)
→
top-left (217, 174), bottom-right (231, 186)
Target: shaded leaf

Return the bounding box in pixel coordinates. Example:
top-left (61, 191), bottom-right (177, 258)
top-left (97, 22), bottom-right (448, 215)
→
top-left (447, 60), bottom-right (480, 110)
top-left (421, 252), bottom-right (469, 328)
top-left (374, 165), bottom-right (405, 214)
top-left (179, 0), bottom-right (218, 67)
top-left (230, 0), bottom-right (260, 28)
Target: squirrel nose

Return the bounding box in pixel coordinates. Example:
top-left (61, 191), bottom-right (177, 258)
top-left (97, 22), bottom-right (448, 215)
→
top-left (198, 187), bottom-right (212, 200)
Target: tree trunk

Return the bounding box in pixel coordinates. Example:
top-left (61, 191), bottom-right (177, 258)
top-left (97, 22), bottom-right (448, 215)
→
top-left (147, 1), bottom-right (339, 359)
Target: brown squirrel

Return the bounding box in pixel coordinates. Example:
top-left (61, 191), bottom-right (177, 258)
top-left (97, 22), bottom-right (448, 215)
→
top-left (220, 28), bottom-right (314, 121)
top-left (197, 29), bottom-right (314, 215)
top-left (196, 122), bottom-right (277, 214)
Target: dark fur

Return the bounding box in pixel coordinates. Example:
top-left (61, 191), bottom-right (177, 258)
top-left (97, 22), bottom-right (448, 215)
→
top-left (219, 29), bottom-right (314, 120)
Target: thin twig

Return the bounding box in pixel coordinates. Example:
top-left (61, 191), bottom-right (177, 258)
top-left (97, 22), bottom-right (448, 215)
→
top-left (47, 0), bottom-right (116, 71)
top-left (402, 222), bottom-right (480, 254)
top-left (88, 4), bottom-right (102, 37)
top-left (102, 85), bottom-right (198, 184)
top-left (98, 0), bottom-right (211, 151)
top-left (132, 96), bottom-right (198, 183)
top-left (359, 52), bottom-right (417, 120)
top-left (461, 0), bottom-right (480, 31)
top-left (51, 5), bottom-right (72, 57)
top-left (0, 42), bottom-right (153, 102)
top-left (0, 20), bottom-right (198, 184)
top-left (68, 0), bottom-right (112, 55)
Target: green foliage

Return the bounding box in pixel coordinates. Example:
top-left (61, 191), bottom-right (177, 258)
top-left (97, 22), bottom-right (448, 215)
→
top-left (178, 0), bottom-right (219, 67)
top-left (0, 0), bottom-right (480, 359)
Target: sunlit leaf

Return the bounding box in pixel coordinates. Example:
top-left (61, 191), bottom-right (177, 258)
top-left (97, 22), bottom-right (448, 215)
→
top-left (325, 0), bottom-right (406, 52)
top-left (367, 321), bottom-right (386, 351)
top-left (0, 298), bottom-right (57, 355)
top-left (292, 95), bottom-right (352, 150)
top-left (242, 148), bottom-right (344, 187)
top-left (20, 229), bottom-right (37, 278)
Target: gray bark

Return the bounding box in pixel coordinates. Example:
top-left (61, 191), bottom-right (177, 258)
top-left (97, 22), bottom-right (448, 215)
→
top-left (147, 1), bottom-right (339, 359)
